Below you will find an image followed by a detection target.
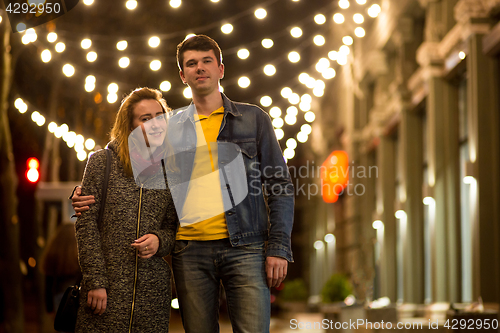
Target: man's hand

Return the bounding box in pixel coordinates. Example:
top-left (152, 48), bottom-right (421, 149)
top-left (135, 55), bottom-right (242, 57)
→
top-left (131, 234), bottom-right (159, 259)
top-left (265, 256), bottom-right (288, 288)
top-left (87, 288), bottom-right (107, 315)
top-left (71, 186), bottom-right (95, 217)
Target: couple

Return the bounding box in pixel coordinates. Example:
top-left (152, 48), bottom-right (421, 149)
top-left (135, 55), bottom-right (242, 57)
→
top-left (71, 35), bottom-right (295, 332)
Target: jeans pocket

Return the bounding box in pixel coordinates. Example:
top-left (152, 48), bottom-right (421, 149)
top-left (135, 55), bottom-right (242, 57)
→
top-left (173, 240), bottom-right (190, 255)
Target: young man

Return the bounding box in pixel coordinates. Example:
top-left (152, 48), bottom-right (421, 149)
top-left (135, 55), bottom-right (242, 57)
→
top-left (72, 35), bottom-right (294, 332)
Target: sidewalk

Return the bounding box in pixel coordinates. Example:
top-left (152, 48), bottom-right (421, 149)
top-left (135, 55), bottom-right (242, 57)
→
top-left (169, 311), bottom-right (325, 333)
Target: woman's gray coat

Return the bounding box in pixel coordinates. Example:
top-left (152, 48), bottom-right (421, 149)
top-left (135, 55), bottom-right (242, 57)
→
top-left (75, 141), bottom-right (177, 332)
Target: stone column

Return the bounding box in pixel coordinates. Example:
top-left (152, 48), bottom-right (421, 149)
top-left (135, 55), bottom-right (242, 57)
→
top-left (454, 0), bottom-right (500, 304)
top-left (376, 135), bottom-right (397, 301)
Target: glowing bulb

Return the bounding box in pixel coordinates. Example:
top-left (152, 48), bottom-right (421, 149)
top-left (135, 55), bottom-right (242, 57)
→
top-left (81, 38), bottom-right (92, 49)
top-left (355, 27), bottom-right (366, 38)
top-left (255, 8), bottom-right (267, 19)
top-left (316, 58), bottom-right (330, 72)
top-left (328, 51), bottom-right (338, 61)
top-left (459, 51), bottom-right (466, 60)
top-left (301, 124), bottom-right (312, 134)
top-left (260, 96), bottom-right (272, 107)
top-left (298, 73), bottom-right (309, 84)
top-left (149, 36), bottom-right (160, 48)
top-left (323, 68), bottom-right (336, 79)
top-left (297, 132), bottom-right (308, 143)
top-left (285, 115), bottom-right (297, 125)
top-left (337, 53), bottom-right (348, 65)
top-left (26, 29), bottom-right (36, 42)
top-left (353, 13), bottom-right (364, 24)
top-left (126, 0), bottom-right (137, 10)
top-left (288, 93), bottom-right (300, 105)
top-left (343, 36), bottom-right (353, 45)
top-left (83, 0), bottom-right (94, 5)
top-left (62, 64), bottom-right (75, 77)
top-left (290, 27), bottom-right (302, 38)
top-left (368, 4), bottom-right (381, 18)
top-left (221, 23), bottom-right (233, 34)
top-left (22, 34), bottom-right (31, 45)
top-left (160, 81), bottom-right (171, 92)
top-left (150, 60), bottom-right (162, 71)
top-left (299, 102), bottom-right (311, 112)
top-left (372, 220), bottom-right (383, 229)
top-left (48, 122), bottom-right (57, 133)
top-left (314, 14), bottom-right (326, 24)
top-left (107, 93), bottom-right (118, 103)
top-left (356, 0), bottom-right (367, 4)
top-left (170, 0), bottom-right (181, 8)
top-left (119, 57), bottom-right (130, 68)
top-left (284, 148), bottom-right (295, 159)
top-left (85, 83), bottom-right (95, 92)
top-left (339, 0), bottom-right (350, 9)
top-left (23, 29), bottom-right (35, 42)
top-left (183, 87), bottom-right (192, 99)
top-left (286, 138), bottom-right (297, 149)
top-left (313, 87), bottom-right (324, 97)
top-left (333, 13), bottom-right (345, 24)
top-left (305, 77), bottom-right (316, 89)
top-left (281, 87), bottom-right (292, 98)
top-left (305, 111), bottom-right (316, 122)
top-left (262, 38), bottom-right (274, 49)
top-left (339, 45), bottom-right (351, 55)
top-left (314, 35), bottom-right (326, 46)
top-left (55, 42), bottom-right (65, 53)
top-left (286, 106), bottom-right (298, 116)
top-left (238, 76), bottom-right (250, 88)
top-left (47, 32), bottom-right (57, 43)
top-left (85, 139), bottom-right (96, 150)
top-left (117, 40), bottom-right (128, 51)
top-left (237, 48), bottom-right (249, 59)
top-left (263, 64), bottom-right (276, 76)
top-left (288, 51), bottom-right (300, 63)
top-left (301, 94), bottom-right (312, 104)
top-left (108, 83), bottom-right (118, 94)
top-left (269, 107), bottom-right (281, 118)
top-left (275, 129), bottom-right (284, 140)
top-left (272, 118), bottom-right (284, 128)
top-left (77, 151), bottom-right (87, 161)
top-left (86, 75), bottom-right (96, 84)
top-left (41, 49), bottom-right (51, 63)
top-left (86, 51), bottom-right (97, 62)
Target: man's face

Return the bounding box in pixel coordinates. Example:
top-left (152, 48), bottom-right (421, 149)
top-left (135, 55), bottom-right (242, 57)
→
top-left (179, 49), bottom-right (224, 97)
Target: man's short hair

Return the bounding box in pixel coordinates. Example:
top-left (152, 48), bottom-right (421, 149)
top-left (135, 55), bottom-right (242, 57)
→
top-left (176, 34), bottom-right (223, 71)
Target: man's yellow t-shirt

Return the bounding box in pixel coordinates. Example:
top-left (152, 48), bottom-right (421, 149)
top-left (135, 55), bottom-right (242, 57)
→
top-left (176, 106), bottom-right (229, 240)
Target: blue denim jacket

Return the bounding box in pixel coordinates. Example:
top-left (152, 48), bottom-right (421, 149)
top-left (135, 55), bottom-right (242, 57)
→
top-left (167, 94), bottom-right (294, 262)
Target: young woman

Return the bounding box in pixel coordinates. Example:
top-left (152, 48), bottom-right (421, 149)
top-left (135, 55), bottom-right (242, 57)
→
top-left (75, 87), bottom-right (178, 332)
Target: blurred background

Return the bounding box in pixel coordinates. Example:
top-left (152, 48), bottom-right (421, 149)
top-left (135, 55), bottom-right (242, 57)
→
top-left (1, 0), bottom-right (500, 332)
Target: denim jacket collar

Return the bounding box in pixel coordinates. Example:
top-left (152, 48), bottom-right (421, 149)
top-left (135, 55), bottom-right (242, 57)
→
top-left (175, 93), bottom-right (242, 124)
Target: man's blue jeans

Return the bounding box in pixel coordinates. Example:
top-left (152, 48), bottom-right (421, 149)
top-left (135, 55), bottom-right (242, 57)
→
top-left (172, 239), bottom-right (271, 333)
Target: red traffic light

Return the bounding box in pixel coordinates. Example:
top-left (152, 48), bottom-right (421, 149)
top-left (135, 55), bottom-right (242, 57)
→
top-left (26, 157), bottom-right (40, 183)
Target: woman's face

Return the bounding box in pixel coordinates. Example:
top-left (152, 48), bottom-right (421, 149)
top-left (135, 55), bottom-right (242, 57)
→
top-left (131, 99), bottom-right (167, 148)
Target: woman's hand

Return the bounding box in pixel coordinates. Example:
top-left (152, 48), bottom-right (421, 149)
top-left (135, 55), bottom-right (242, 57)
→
top-left (87, 288), bottom-right (107, 315)
top-left (131, 234), bottom-right (159, 259)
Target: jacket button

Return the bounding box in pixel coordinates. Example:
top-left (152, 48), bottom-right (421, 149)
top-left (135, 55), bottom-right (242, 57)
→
top-left (227, 211), bottom-right (233, 216)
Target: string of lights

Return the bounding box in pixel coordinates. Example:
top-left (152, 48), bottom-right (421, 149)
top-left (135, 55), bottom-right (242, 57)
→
top-left (10, 0), bottom-right (382, 162)
top-left (13, 97), bottom-right (97, 162)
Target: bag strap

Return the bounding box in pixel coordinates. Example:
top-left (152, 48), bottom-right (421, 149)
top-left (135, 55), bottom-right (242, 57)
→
top-left (96, 148), bottom-right (111, 228)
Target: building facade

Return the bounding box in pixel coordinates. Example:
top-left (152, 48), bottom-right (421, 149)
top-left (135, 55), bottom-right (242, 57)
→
top-left (309, 0), bottom-right (500, 310)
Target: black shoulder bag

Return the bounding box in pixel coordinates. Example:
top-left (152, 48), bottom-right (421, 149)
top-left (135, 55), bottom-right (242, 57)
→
top-left (54, 149), bottom-right (111, 332)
